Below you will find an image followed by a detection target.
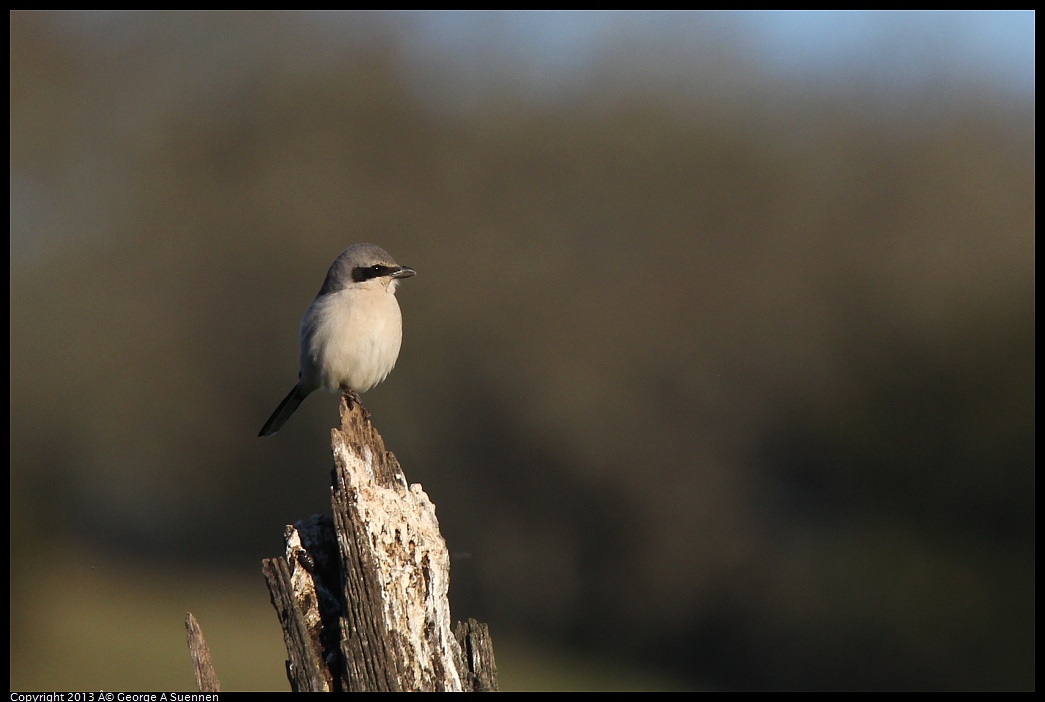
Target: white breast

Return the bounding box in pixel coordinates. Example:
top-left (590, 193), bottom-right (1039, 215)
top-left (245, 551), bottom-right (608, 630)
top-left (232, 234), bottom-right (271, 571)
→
top-left (299, 287), bottom-right (404, 393)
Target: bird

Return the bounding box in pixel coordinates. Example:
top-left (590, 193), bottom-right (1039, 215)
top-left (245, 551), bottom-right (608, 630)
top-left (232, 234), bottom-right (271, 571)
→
top-left (259, 243), bottom-right (415, 437)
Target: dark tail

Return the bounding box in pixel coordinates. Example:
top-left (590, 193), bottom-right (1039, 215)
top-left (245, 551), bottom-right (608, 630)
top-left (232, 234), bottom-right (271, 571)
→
top-left (259, 384), bottom-right (309, 437)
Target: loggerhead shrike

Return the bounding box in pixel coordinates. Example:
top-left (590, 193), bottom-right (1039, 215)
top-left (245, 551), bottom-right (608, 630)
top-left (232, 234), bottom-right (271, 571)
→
top-left (259, 243), bottom-right (415, 437)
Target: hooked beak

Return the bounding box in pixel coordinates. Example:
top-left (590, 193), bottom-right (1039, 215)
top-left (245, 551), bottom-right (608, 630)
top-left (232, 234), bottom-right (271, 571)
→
top-left (391, 266), bottom-right (416, 279)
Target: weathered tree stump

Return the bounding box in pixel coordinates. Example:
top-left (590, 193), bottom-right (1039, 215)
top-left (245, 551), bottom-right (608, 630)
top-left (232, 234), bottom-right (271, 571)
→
top-left (262, 394), bottom-right (498, 692)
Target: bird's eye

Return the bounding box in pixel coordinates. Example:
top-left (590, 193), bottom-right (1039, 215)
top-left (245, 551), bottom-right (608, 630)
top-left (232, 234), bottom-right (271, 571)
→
top-left (372, 265), bottom-right (384, 272)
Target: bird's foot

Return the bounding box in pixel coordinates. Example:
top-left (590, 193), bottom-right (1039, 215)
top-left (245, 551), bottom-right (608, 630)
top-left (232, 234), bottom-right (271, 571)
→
top-left (343, 388), bottom-right (370, 419)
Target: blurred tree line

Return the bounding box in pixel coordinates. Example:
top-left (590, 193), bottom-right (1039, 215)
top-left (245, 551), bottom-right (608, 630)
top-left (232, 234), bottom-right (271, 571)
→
top-left (10, 11), bottom-right (1033, 690)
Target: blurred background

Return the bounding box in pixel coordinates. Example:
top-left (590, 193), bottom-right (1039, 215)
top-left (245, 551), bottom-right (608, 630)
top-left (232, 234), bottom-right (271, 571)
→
top-left (10, 10), bottom-right (1034, 691)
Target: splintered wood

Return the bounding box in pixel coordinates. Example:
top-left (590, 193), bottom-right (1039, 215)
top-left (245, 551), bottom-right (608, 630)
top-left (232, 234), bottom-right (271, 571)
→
top-left (263, 394), bottom-right (497, 692)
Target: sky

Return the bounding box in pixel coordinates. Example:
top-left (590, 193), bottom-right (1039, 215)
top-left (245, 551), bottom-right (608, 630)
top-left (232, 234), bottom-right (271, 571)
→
top-left (398, 10), bottom-right (1035, 99)
top-left (59, 11), bottom-right (1035, 100)
top-left (737, 10), bottom-right (1032, 92)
